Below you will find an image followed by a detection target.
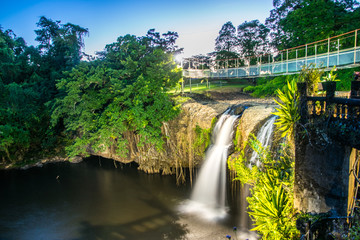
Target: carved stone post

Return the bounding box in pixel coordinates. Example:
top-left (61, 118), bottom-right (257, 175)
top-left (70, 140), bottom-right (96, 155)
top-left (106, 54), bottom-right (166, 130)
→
top-left (350, 80), bottom-right (360, 99)
top-left (297, 82), bottom-right (308, 124)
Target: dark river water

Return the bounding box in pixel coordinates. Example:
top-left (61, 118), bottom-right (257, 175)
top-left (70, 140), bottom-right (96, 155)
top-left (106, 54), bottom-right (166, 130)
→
top-left (0, 157), bottom-right (256, 240)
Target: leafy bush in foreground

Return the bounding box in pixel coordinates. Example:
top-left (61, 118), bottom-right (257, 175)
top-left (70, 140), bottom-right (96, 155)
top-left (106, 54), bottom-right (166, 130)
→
top-left (229, 135), bottom-right (298, 239)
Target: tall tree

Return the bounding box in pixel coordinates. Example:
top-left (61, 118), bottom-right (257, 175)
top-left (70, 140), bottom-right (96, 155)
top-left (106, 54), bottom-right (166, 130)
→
top-left (237, 20), bottom-right (269, 57)
top-left (35, 16), bottom-right (88, 70)
top-left (265, 0), bottom-right (304, 49)
top-left (215, 21), bottom-right (238, 52)
top-left (0, 28), bottom-right (46, 162)
top-left (34, 16), bottom-right (89, 99)
top-left (0, 17), bottom-right (89, 164)
top-left (51, 32), bottom-right (182, 158)
top-left (0, 29), bottom-right (36, 85)
top-left (266, 0), bottom-right (360, 49)
top-left (280, 0), bottom-right (360, 48)
top-left (146, 29), bottom-right (183, 54)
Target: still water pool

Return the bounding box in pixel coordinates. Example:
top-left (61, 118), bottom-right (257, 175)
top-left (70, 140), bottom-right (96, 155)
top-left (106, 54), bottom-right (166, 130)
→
top-left (0, 157), bottom-right (256, 240)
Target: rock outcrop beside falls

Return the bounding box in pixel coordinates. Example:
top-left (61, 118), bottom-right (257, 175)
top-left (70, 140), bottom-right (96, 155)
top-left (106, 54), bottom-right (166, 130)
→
top-left (90, 101), bottom-right (218, 175)
top-left (91, 90), bottom-right (276, 177)
top-left (236, 105), bottom-right (276, 147)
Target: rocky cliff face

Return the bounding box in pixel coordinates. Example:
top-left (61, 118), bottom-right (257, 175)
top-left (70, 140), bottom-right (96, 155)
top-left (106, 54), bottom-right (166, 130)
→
top-left (91, 91), bottom-right (276, 181)
top-left (90, 100), bottom-right (219, 183)
top-left (234, 105), bottom-right (276, 149)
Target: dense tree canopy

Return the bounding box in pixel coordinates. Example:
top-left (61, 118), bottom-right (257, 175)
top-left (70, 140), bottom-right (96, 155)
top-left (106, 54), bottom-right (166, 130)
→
top-left (215, 21), bottom-right (238, 53)
top-left (0, 27), bottom-right (48, 162)
top-left (214, 21), bottom-right (240, 64)
top-left (35, 16), bottom-right (88, 69)
top-left (237, 20), bottom-right (270, 57)
top-left (0, 17), bottom-right (89, 163)
top-left (279, 0), bottom-right (360, 48)
top-left (0, 15), bottom-right (183, 164)
top-left (51, 32), bottom-right (182, 157)
top-left (212, 0), bottom-right (359, 59)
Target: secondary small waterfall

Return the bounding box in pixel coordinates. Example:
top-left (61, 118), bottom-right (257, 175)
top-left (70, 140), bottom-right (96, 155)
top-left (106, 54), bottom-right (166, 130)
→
top-left (239, 115), bottom-right (277, 231)
top-left (249, 115), bottom-right (277, 167)
top-left (181, 110), bottom-right (238, 220)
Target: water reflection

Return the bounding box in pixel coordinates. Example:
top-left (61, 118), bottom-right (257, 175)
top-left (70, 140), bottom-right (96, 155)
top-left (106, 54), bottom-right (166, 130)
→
top-left (0, 157), bottom-right (189, 240)
top-left (76, 214), bottom-right (188, 240)
top-left (0, 157), bottom-right (257, 240)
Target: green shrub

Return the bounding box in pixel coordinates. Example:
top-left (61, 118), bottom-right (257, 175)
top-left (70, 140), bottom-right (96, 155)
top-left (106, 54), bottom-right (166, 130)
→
top-left (243, 66), bottom-right (360, 98)
top-left (243, 85), bottom-right (256, 93)
top-left (229, 135), bottom-right (298, 239)
top-left (193, 125), bottom-right (211, 156)
top-left (347, 220), bottom-right (360, 239)
top-left (335, 66), bottom-right (360, 91)
top-left (272, 79), bottom-right (300, 138)
top-left (244, 75), bottom-right (295, 98)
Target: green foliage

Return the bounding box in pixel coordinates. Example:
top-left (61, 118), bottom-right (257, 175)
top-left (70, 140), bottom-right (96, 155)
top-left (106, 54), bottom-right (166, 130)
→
top-left (1, 21), bottom-right (183, 165)
top-left (228, 140), bottom-right (260, 186)
top-left (273, 79), bottom-right (300, 138)
top-left (51, 33), bottom-right (182, 157)
top-left (322, 66), bottom-right (339, 82)
top-left (214, 0), bottom-right (359, 59)
top-left (243, 75), bottom-right (293, 97)
top-left (35, 16), bottom-right (89, 68)
top-left (237, 20), bottom-right (269, 57)
top-left (193, 125), bottom-right (211, 156)
top-left (0, 82), bottom-right (44, 162)
top-left (215, 21), bottom-right (238, 53)
top-left (233, 120), bottom-right (242, 151)
top-left (336, 66), bottom-right (360, 91)
top-left (347, 221), bottom-right (360, 240)
top-left (279, 0), bottom-right (360, 49)
top-left (215, 20), bottom-right (269, 64)
top-left (172, 95), bottom-right (191, 105)
top-left (298, 63), bottom-right (324, 95)
top-left (266, 0), bottom-right (359, 49)
top-left (229, 135), bottom-right (298, 239)
top-left (0, 18), bottom-right (89, 164)
top-left (248, 176), bottom-right (297, 240)
top-left (215, 50), bottom-right (241, 68)
top-left (243, 66), bottom-right (359, 100)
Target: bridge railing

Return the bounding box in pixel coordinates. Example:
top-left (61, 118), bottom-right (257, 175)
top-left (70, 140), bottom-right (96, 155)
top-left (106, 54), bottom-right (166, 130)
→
top-left (298, 81), bottom-right (360, 149)
top-left (183, 29), bottom-right (360, 79)
top-left (184, 47), bottom-right (360, 79)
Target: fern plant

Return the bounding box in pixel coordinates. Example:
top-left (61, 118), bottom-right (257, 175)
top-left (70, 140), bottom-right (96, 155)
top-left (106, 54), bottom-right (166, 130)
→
top-left (248, 171), bottom-right (298, 240)
top-left (272, 79), bottom-right (300, 139)
top-left (228, 135), bottom-right (299, 239)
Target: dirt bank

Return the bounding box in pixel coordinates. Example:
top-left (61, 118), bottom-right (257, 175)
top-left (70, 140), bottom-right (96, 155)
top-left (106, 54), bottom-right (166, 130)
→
top-left (181, 88), bottom-right (275, 115)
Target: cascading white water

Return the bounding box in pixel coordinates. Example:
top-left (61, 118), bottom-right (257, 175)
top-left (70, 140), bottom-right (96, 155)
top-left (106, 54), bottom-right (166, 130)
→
top-left (180, 110), bottom-right (238, 220)
top-left (249, 115), bottom-right (277, 167)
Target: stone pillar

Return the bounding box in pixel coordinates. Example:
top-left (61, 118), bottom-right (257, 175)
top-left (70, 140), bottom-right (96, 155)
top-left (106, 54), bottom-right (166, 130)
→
top-left (294, 138), bottom-right (352, 216)
top-left (350, 81), bottom-right (360, 99)
top-left (297, 82), bottom-right (308, 125)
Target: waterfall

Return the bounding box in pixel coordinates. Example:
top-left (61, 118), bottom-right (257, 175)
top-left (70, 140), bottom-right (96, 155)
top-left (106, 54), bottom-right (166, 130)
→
top-left (249, 115), bottom-right (277, 167)
top-left (180, 110), bottom-right (238, 221)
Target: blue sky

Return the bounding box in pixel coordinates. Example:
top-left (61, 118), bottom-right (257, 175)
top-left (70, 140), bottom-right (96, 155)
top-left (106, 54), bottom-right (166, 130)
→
top-left (0, 0), bottom-right (274, 58)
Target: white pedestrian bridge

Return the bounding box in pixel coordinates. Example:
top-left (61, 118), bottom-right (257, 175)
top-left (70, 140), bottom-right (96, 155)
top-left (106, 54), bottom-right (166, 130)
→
top-left (183, 29), bottom-right (360, 79)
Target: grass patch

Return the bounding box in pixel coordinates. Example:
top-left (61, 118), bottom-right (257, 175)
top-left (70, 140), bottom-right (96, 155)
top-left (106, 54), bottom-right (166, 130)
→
top-left (243, 66), bottom-right (360, 98)
top-left (171, 66), bottom-right (359, 98)
top-left (169, 80), bottom-right (252, 94)
top-left (335, 66), bottom-right (360, 91)
top-left (244, 75), bottom-right (296, 97)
